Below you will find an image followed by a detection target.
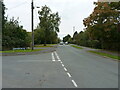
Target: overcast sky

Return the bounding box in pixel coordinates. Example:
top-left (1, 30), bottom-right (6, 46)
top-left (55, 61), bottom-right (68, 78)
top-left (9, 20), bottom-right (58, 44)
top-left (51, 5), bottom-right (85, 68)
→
top-left (4, 0), bottom-right (97, 39)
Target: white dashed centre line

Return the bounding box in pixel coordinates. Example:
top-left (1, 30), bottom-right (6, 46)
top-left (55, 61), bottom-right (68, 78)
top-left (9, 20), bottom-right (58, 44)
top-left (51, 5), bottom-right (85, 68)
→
top-left (58, 59), bottom-right (61, 61)
top-left (62, 64), bottom-right (64, 67)
top-left (67, 72), bottom-right (72, 77)
top-left (64, 67), bottom-right (68, 72)
top-left (53, 51), bottom-right (78, 88)
top-left (72, 80), bottom-right (78, 87)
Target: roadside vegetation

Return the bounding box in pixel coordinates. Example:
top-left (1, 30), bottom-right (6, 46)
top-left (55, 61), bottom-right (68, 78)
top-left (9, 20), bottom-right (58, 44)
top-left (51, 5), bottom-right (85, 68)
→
top-left (0, 49), bottom-right (43, 53)
top-left (34, 44), bottom-right (54, 48)
top-left (2, 4), bottom-right (31, 50)
top-left (71, 45), bottom-right (83, 49)
top-left (88, 50), bottom-right (120, 60)
top-left (1, 1), bottom-right (120, 54)
top-left (63, 2), bottom-right (120, 52)
top-left (2, 2), bottom-right (31, 51)
top-left (1, 2), bottom-right (61, 51)
top-left (34, 5), bottom-right (61, 46)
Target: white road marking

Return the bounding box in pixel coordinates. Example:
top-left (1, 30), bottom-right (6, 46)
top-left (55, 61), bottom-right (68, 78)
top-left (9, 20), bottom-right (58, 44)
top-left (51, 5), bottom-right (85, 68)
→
top-left (54, 51), bottom-right (60, 60)
top-left (64, 67), bottom-right (67, 72)
top-left (54, 51), bottom-right (78, 88)
top-left (67, 72), bottom-right (72, 77)
top-left (60, 61), bottom-right (63, 64)
top-left (62, 64), bottom-right (64, 67)
top-left (58, 59), bottom-right (61, 61)
top-left (72, 80), bottom-right (78, 87)
top-left (51, 53), bottom-right (55, 62)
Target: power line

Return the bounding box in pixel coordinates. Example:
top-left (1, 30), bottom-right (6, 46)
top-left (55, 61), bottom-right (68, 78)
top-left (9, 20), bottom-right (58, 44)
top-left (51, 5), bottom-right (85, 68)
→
top-left (8, 1), bottom-right (29, 11)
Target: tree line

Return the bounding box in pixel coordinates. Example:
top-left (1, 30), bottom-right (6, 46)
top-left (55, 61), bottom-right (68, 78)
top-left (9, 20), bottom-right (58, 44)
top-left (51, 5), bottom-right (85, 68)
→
top-left (63, 2), bottom-right (120, 51)
top-left (1, 1), bottom-right (61, 50)
top-left (2, 2), bottom-right (31, 50)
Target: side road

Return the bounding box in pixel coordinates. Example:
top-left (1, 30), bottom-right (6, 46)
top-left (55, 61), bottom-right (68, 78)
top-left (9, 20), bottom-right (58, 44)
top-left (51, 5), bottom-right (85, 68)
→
top-left (2, 45), bottom-right (58, 56)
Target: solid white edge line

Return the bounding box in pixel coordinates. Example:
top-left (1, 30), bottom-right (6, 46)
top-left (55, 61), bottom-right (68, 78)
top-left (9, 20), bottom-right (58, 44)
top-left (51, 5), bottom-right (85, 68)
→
top-left (72, 80), bottom-right (78, 87)
top-left (67, 72), bottom-right (72, 77)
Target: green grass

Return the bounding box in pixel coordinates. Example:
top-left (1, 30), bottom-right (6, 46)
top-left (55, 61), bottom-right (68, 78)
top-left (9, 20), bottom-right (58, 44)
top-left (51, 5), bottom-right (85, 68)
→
top-left (47, 44), bottom-right (57, 45)
top-left (0, 49), bottom-right (43, 53)
top-left (34, 44), bottom-right (54, 48)
top-left (88, 50), bottom-right (120, 60)
top-left (71, 45), bottom-right (83, 49)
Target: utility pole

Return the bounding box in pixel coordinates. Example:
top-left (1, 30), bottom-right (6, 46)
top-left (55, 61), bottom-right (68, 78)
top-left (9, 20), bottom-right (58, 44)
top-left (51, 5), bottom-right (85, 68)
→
top-left (31, 0), bottom-right (34, 50)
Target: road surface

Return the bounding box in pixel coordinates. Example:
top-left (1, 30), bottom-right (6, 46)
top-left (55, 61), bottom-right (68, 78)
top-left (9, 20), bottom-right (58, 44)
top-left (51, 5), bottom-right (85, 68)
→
top-left (2, 45), bottom-right (118, 88)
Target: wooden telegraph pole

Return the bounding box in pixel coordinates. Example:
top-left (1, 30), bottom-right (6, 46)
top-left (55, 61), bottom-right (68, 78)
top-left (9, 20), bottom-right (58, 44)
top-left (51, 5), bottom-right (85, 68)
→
top-left (31, 0), bottom-right (34, 50)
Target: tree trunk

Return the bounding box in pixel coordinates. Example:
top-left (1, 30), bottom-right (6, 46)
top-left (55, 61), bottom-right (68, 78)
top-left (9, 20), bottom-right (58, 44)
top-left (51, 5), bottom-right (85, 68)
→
top-left (44, 39), bottom-right (46, 46)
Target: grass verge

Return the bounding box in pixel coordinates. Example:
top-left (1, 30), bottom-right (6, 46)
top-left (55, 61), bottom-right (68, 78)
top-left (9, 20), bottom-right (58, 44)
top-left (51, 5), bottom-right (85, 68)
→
top-left (34, 44), bottom-right (54, 48)
top-left (0, 49), bottom-right (43, 53)
top-left (47, 44), bottom-right (57, 45)
top-left (88, 50), bottom-right (120, 60)
top-left (71, 45), bottom-right (83, 49)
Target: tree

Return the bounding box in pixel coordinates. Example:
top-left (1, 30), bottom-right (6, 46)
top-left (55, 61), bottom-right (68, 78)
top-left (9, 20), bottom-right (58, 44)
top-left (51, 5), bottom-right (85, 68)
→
top-left (83, 2), bottom-right (120, 51)
top-left (1, 1), bottom-right (6, 30)
top-left (0, 1), bottom-right (6, 50)
top-left (1, 2), bottom-right (31, 50)
top-left (63, 34), bottom-right (71, 43)
top-left (37, 5), bottom-right (61, 46)
top-left (57, 38), bottom-right (61, 43)
top-left (0, 1), bottom-right (2, 50)
top-left (72, 31), bottom-right (78, 44)
top-left (34, 26), bottom-right (59, 44)
top-left (34, 28), bottom-right (45, 44)
top-left (49, 31), bottom-right (58, 44)
top-left (2, 17), bottom-right (30, 50)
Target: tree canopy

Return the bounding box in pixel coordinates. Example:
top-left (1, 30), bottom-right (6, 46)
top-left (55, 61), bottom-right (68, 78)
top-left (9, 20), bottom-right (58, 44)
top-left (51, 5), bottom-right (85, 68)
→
top-left (70, 2), bottom-right (120, 51)
top-left (83, 2), bottom-right (120, 50)
top-left (2, 2), bottom-right (31, 50)
top-left (35, 5), bottom-right (61, 45)
top-left (63, 34), bottom-right (71, 43)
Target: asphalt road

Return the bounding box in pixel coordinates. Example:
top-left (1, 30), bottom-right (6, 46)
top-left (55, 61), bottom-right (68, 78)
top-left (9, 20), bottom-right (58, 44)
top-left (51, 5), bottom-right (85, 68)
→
top-left (2, 45), bottom-right (118, 88)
